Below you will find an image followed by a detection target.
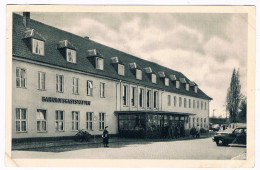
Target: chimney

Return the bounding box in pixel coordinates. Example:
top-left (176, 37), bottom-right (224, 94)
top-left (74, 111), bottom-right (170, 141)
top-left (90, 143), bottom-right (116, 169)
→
top-left (23, 12), bottom-right (30, 28)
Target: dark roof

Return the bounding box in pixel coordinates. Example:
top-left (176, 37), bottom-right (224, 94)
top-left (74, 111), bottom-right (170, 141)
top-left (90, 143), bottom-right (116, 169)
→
top-left (12, 13), bottom-right (212, 100)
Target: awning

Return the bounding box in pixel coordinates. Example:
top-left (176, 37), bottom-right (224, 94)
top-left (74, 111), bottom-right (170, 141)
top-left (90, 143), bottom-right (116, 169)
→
top-left (114, 111), bottom-right (195, 116)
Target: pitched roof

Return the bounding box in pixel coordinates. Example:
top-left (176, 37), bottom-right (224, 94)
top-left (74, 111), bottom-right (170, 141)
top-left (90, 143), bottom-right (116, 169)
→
top-left (12, 13), bottom-right (212, 100)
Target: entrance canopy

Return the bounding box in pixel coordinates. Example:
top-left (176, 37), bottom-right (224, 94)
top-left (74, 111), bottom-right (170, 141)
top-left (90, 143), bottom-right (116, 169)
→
top-left (115, 111), bottom-right (195, 116)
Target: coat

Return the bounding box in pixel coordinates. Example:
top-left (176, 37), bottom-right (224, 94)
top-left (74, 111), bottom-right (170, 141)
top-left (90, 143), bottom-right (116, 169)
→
top-left (102, 129), bottom-right (109, 144)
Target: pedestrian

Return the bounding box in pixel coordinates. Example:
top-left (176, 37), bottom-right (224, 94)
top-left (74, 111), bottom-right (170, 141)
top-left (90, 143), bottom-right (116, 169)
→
top-left (102, 126), bottom-right (109, 147)
top-left (196, 125), bottom-right (200, 138)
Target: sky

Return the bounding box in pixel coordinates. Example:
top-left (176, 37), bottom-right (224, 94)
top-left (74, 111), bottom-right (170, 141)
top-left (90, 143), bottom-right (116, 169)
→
top-left (28, 12), bottom-right (248, 118)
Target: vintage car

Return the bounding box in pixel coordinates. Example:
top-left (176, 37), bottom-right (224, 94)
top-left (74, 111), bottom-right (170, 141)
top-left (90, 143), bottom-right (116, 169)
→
top-left (212, 127), bottom-right (246, 146)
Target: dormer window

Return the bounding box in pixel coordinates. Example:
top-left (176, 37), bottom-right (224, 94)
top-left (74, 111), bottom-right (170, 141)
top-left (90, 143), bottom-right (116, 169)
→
top-left (136, 69), bottom-right (142, 80)
top-left (176, 81), bottom-right (180, 89)
top-left (118, 64), bottom-right (125, 76)
top-left (165, 78), bottom-right (169, 86)
top-left (66, 49), bottom-right (76, 63)
top-left (96, 57), bottom-right (104, 70)
top-left (32, 39), bottom-right (44, 55)
top-left (194, 86), bottom-right (198, 93)
top-left (152, 74), bottom-right (157, 84)
top-left (186, 84), bottom-right (190, 91)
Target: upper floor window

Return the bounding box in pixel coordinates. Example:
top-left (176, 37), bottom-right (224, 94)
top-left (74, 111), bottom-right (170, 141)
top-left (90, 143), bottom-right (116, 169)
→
top-left (179, 97), bottom-right (182, 107)
top-left (118, 64), bottom-right (125, 76)
top-left (100, 82), bottom-right (105, 98)
top-left (139, 88), bottom-right (145, 108)
top-left (56, 74), bottom-right (64, 93)
top-left (184, 98), bottom-right (187, 108)
top-left (174, 96), bottom-right (177, 107)
top-left (37, 109), bottom-right (47, 132)
top-left (96, 57), bottom-right (104, 70)
top-left (131, 87), bottom-right (137, 107)
top-left (154, 91), bottom-right (159, 109)
top-left (205, 102), bottom-right (207, 110)
top-left (186, 84), bottom-right (190, 91)
top-left (176, 81), bottom-right (180, 89)
top-left (32, 39), bottom-right (44, 56)
top-left (16, 108), bottom-right (27, 132)
top-left (87, 80), bottom-right (93, 96)
top-left (38, 72), bottom-right (45, 90)
top-left (194, 86), bottom-right (198, 93)
top-left (201, 101), bottom-right (203, 110)
top-left (72, 77), bottom-right (79, 94)
top-left (197, 100), bottom-right (199, 109)
top-left (136, 69), bottom-right (142, 80)
top-left (16, 68), bottom-right (27, 88)
top-left (122, 85), bottom-right (128, 106)
top-left (152, 74), bottom-right (157, 84)
top-left (66, 49), bottom-right (76, 63)
top-left (189, 99), bottom-right (191, 108)
top-left (165, 78), bottom-right (169, 86)
top-left (147, 90), bottom-right (152, 108)
top-left (168, 95), bottom-right (171, 106)
top-left (193, 100), bottom-right (195, 108)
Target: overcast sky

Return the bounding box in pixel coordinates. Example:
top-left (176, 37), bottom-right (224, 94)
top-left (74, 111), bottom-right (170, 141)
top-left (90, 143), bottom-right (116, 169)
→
top-left (28, 12), bottom-right (248, 118)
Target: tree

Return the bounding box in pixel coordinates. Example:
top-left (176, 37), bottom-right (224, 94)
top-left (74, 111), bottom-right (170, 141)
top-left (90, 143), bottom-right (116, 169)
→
top-left (238, 96), bottom-right (247, 123)
top-left (226, 68), bottom-right (241, 123)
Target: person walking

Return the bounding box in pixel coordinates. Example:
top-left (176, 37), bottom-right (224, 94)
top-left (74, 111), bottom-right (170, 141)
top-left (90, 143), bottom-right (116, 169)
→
top-left (102, 126), bottom-right (109, 147)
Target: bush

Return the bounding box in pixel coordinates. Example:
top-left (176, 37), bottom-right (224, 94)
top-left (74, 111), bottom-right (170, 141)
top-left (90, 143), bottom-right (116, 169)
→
top-left (74, 129), bottom-right (91, 142)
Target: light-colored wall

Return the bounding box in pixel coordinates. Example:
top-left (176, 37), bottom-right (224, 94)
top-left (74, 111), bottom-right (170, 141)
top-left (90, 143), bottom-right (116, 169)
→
top-left (12, 59), bottom-right (118, 139)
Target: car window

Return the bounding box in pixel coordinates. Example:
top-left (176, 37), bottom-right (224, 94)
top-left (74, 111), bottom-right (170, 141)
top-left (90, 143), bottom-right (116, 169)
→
top-left (233, 129), bottom-right (243, 133)
top-left (244, 129), bottom-right (247, 133)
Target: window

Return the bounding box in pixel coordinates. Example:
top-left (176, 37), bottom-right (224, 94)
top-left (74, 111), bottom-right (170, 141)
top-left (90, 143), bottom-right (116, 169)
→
top-left (201, 101), bottom-right (203, 110)
top-left (99, 112), bottom-right (105, 130)
top-left (184, 98), bottom-right (187, 108)
top-left (72, 111), bottom-right (79, 131)
top-left (194, 86), bottom-right (198, 93)
top-left (136, 69), bottom-right (142, 80)
top-left (186, 84), bottom-right (190, 91)
top-left (66, 49), bottom-right (76, 63)
top-left (165, 78), bottom-right (169, 86)
top-left (32, 39), bottom-right (44, 56)
top-left (205, 102), bottom-right (207, 110)
top-left (201, 118), bottom-right (203, 128)
top-left (154, 91), bottom-right (158, 109)
top-left (189, 99), bottom-right (191, 108)
top-left (56, 75), bottom-right (64, 92)
top-left (131, 87), bottom-right (136, 107)
top-left (55, 110), bottom-right (64, 131)
top-left (147, 90), bottom-right (151, 108)
top-left (72, 77), bottom-right (79, 94)
top-left (193, 117), bottom-right (195, 127)
top-left (139, 88), bottom-right (144, 108)
top-left (86, 112), bottom-right (93, 130)
top-left (37, 109), bottom-right (47, 132)
top-left (174, 96), bottom-right (177, 107)
top-left (204, 118), bottom-right (206, 128)
top-left (16, 108), bottom-right (27, 132)
top-left (176, 81), bottom-right (180, 89)
top-left (87, 80), bottom-right (93, 96)
top-left (179, 97), bottom-right (182, 107)
top-left (168, 95), bottom-right (171, 106)
top-left (197, 100), bottom-right (199, 109)
top-left (100, 83), bottom-right (105, 97)
top-left (197, 118), bottom-right (199, 126)
top-left (193, 100), bottom-right (195, 108)
top-left (123, 85), bottom-right (128, 106)
top-left (152, 74), bottom-right (156, 84)
top-left (118, 64), bottom-right (125, 76)
top-left (96, 57), bottom-right (104, 70)
top-left (38, 72), bottom-right (45, 90)
top-left (16, 68), bottom-right (27, 88)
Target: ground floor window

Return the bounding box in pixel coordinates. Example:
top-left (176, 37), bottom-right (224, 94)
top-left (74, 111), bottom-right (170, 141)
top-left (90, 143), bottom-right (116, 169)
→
top-left (72, 111), bottom-right (79, 131)
top-left (16, 108), bottom-right (27, 132)
top-left (99, 112), bottom-right (105, 130)
top-left (86, 112), bottom-right (93, 130)
top-left (37, 109), bottom-right (47, 132)
top-left (55, 110), bottom-right (64, 131)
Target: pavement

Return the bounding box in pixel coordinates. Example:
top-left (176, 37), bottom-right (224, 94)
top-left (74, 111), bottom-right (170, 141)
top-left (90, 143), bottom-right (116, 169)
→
top-left (12, 133), bottom-right (213, 151)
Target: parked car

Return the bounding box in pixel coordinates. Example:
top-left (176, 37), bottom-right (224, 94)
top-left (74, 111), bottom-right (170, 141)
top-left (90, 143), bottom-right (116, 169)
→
top-left (211, 124), bottom-right (220, 132)
top-left (212, 126), bottom-right (246, 146)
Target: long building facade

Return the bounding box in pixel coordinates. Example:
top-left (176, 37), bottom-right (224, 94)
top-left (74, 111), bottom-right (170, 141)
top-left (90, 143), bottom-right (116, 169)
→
top-left (12, 13), bottom-right (212, 141)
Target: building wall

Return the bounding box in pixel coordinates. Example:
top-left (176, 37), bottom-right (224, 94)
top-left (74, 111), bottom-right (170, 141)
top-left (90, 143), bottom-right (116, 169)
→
top-left (12, 59), bottom-right (118, 139)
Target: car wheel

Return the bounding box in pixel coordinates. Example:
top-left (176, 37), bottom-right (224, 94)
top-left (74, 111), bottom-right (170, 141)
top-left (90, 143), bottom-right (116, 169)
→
top-left (216, 139), bottom-right (225, 146)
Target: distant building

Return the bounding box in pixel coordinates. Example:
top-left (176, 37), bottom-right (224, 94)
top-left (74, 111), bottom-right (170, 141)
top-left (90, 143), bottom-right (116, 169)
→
top-left (12, 13), bottom-right (212, 141)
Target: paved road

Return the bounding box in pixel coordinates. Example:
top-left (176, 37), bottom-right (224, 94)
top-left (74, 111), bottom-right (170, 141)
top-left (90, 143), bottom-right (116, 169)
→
top-left (12, 138), bottom-right (246, 159)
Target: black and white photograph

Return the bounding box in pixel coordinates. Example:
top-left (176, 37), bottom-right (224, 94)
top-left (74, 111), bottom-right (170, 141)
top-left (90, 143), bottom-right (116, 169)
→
top-left (5, 5), bottom-right (255, 168)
